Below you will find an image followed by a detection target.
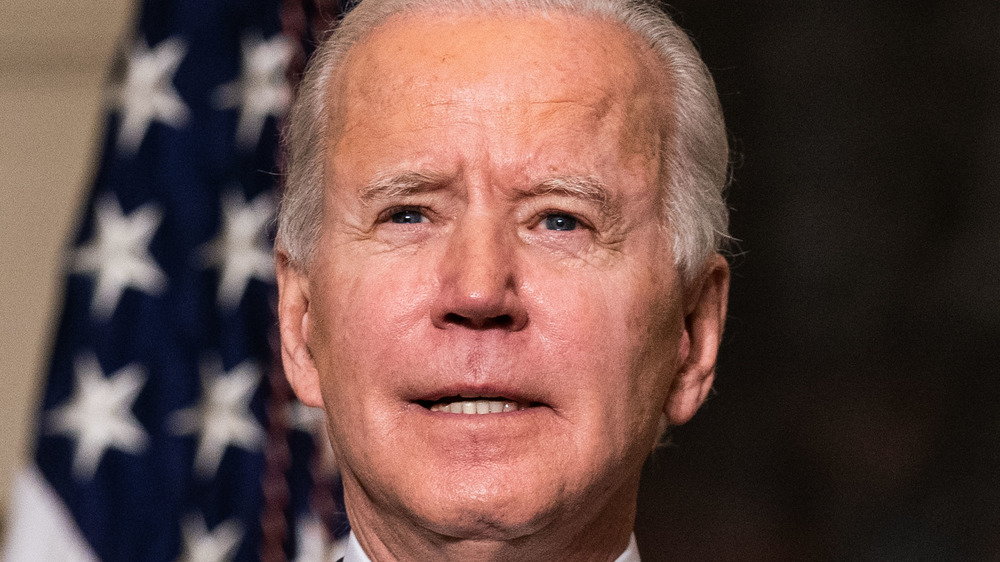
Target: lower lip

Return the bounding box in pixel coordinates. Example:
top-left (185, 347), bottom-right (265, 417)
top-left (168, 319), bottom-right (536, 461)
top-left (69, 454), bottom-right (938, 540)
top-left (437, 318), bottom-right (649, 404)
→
top-left (418, 409), bottom-right (548, 452)
top-left (402, 405), bottom-right (553, 468)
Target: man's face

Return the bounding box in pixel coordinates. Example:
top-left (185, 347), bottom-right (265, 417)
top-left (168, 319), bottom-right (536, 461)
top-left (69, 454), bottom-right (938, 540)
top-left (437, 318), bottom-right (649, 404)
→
top-left (279, 11), bottom-right (726, 552)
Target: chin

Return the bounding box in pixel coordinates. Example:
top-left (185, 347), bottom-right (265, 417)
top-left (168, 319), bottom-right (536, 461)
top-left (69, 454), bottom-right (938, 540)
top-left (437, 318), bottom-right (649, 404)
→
top-left (430, 455), bottom-right (611, 541)
top-left (417, 489), bottom-right (555, 541)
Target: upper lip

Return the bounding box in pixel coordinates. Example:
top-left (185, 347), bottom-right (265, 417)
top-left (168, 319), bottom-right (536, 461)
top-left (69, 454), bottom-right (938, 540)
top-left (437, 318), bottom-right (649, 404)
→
top-left (408, 383), bottom-right (547, 408)
top-left (395, 343), bottom-right (554, 409)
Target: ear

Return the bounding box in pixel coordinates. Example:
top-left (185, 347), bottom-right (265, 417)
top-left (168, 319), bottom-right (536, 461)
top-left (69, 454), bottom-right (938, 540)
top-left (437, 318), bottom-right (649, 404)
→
top-left (276, 249), bottom-right (325, 408)
top-left (663, 254), bottom-right (730, 425)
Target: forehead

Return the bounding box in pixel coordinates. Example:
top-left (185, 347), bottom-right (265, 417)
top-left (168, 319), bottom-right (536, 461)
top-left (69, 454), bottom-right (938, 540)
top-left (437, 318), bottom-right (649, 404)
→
top-left (340, 11), bottom-right (657, 98)
top-left (326, 10), bottom-right (669, 186)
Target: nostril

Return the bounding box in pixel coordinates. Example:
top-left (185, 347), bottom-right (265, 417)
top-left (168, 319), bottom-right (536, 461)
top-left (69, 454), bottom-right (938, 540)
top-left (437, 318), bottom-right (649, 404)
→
top-left (442, 312), bottom-right (515, 329)
top-left (443, 312), bottom-right (466, 325)
top-left (488, 314), bottom-right (514, 328)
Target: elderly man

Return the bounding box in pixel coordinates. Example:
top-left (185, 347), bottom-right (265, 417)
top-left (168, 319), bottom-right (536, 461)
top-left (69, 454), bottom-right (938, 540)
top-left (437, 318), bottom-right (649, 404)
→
top-left (275, 0), bottom-right (729, 559)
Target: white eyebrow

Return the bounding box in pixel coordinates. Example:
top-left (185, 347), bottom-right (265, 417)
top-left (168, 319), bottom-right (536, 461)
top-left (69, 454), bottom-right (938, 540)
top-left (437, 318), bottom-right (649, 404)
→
top-left (522, 176), bottom-right (623, 221)
top-left (358, 171), bottom-right (451, 204)
top-left (358, 172), bottom-right (622, 219)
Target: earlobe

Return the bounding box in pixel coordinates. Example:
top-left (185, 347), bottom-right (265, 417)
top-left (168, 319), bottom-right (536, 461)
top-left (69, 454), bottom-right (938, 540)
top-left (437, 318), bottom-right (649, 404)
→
top-left (663, 254), bottom-right (730, 425)
top-left (276, 251), bottom-right (325, 408)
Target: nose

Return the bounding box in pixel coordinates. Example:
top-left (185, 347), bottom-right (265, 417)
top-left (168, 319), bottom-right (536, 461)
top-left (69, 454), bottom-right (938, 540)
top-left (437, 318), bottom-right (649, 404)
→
top-left (431, 215), bottom-right (528, 331)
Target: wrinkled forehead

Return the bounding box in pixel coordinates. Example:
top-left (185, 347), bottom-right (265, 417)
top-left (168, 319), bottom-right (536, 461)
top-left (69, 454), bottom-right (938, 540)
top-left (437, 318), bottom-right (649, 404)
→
top-left (324, 9), bottom-right (673, 158)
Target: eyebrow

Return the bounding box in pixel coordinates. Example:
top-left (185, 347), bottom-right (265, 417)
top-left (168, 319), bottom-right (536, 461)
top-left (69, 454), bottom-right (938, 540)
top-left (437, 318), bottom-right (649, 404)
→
top-left (522, 176), bottom-right (622, 221)
top-left (358, 171), bottom-right (451, 204)
top-left (358, 172), bottom-right (622, 219)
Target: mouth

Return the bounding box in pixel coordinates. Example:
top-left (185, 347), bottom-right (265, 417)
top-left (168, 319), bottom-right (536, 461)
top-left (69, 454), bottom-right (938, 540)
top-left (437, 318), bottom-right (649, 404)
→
top-left (416, 393), bottom-right (543, 414)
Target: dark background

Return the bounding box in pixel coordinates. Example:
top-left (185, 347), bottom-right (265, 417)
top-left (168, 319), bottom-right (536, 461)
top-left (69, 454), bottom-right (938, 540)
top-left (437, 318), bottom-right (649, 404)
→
top-left (635, 1), bottom-right (1000, 560)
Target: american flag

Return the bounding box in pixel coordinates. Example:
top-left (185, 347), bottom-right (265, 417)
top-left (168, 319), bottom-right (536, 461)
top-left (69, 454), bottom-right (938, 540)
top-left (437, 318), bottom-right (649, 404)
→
top-left (3, 0), bottom-right (351, 560)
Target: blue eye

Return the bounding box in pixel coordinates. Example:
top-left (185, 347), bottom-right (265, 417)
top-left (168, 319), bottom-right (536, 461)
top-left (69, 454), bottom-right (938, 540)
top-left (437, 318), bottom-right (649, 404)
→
top-left (390, 209), bottom-right (425, 224)
top-left (544, 214), bottom-right (577, 231)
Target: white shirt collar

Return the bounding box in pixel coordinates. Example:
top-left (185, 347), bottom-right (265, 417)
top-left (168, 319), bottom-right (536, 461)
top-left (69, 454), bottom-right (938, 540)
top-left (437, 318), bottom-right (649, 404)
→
top-left (615, 533), bottom-right (641, 562)
top-left (341, 530), bottom-right (641, 561)
top-left (342, 531), bottom-right (368, 562)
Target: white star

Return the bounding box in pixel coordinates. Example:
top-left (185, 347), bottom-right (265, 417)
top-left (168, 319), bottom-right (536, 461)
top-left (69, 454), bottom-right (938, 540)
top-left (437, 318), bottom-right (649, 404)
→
top-left (213, 34), bottom-right (292, 149)
top-left (168, 357), bottom-right (264, 479)
top-left (286, 399), bottom-right (325, 434)
top-left (46, 353), bottom-right (149, 481)
top-left (108, 37), bottom-right (189, 153)
top-left (72, 194), bottom-right (167, 321)
top-left (289, 403), bottom-right (341, 476)
top-left (293, 517), bottom-right (348, 562)
top-left (177, 514), bottom-right (243, 562)
top-left (199, 190), bottom-right (276, 310)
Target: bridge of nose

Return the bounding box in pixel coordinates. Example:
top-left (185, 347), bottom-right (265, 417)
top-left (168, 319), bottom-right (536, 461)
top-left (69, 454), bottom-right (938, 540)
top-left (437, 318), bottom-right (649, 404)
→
top-left (430, 199), bottom-right (528, 331)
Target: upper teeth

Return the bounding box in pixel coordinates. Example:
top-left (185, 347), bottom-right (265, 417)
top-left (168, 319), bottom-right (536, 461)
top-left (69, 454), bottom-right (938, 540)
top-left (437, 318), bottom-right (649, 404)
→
top-left (430, 400), bottom-right (522, 414)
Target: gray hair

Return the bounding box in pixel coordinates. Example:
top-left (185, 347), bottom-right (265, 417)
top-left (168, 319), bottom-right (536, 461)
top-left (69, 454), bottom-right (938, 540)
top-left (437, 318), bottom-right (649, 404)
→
top-left (277, 0), bottom-right (729, 283)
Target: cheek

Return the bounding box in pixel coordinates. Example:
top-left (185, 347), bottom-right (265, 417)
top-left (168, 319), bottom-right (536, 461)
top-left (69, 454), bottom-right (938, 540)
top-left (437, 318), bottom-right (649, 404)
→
top-left (310, 253), bottom-right (437, 388)
top-left (525, 265), bottom-right (672, 379)
top-left (527, 262), bottom-right (682, 417)
top-left (620, 269), bottom-right (685, 389)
